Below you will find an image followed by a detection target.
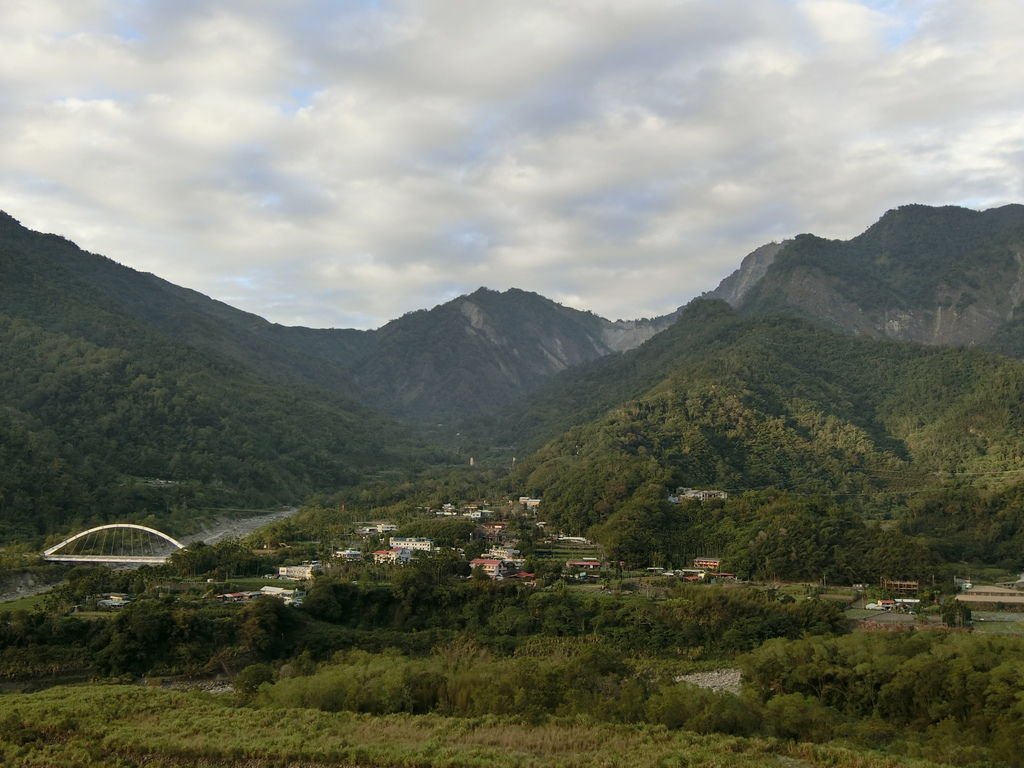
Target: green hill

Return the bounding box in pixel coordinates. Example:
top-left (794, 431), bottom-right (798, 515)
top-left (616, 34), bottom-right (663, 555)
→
top-left (0, 212), bottom-right (668, 540)
top-left (0, 213), bottom-right (434, 541)
top-left (511, 301), bottom-right (1024, 570)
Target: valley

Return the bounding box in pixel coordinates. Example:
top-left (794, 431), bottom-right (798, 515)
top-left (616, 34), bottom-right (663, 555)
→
top-left (6, 204), bottom-right (1024, 766)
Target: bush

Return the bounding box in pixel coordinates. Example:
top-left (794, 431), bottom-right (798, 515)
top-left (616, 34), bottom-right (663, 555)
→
top-left (235, 663), bottom-right (276, 695)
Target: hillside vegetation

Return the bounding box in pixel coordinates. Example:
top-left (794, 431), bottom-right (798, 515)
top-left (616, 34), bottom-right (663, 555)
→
top-left (0, 214), bottom-right (437, 540)
top-left (514, 301), bottom-right (1024, 566)
top-left (725, 204), bottom-right (1024, 350)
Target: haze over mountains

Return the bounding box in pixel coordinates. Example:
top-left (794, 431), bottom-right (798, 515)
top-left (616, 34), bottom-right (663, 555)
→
top-left (5, 203), bottom-right (1024, 548)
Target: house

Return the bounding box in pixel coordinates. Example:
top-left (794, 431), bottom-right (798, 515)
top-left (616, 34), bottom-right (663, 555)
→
top-left (479, 522), bottom-right (507, 540)
top-left (356, 522), bottom-right (399, 536)
top-left (955, 585), bottom-right (1024, 605)
top-left (469, 558), bottom-right (517, 579)
top-left (96, 593), bottom-right (132, 609)
top-left (557, 535), bottom-right (591, 544)
top-left (260, 585), bottom-right (304, 606)
top-left (566, 559), bottom-right (602, 571)
top-left (483, 545), bottom-right (521, 560)
top-left (219, 591), bottom-right (261, 603)
top-left (373, 548), bottom-right (414, 565)
top-left (388, 536), bottom-right (434, 552)
top-left (671, 488), bottom-right (729, 504)
top-left (676, 568), bottom-right (706, 581)
top-left (881, 578), bottom-right (919, 596)
top-left (334, 549), bottom-right (363, 562)
top-left (519, 497), bottom-right (542, 511)
top-left (693, 557), bottom-right (722, 571)
top-left (278, 563), bottom-right (321, 580)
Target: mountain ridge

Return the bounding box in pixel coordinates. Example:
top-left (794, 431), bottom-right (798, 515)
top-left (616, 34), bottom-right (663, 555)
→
top-left (708, 203), bottom-right (1024, 352)
top-left (0, 211), bottom-right (677, 424)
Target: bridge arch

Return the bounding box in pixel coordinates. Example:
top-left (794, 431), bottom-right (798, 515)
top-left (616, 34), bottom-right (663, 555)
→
top-left (43, 523), bottom-right (186, 564)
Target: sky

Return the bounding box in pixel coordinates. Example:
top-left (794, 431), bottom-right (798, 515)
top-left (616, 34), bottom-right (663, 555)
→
top-left (2, 0), bottom-right (1024, 329)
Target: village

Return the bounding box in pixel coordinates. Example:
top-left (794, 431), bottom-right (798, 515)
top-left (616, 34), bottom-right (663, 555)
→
top-left (45, 489), bottom-right (1024, 635)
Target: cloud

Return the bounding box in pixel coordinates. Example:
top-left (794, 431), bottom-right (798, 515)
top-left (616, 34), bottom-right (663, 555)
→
top-left (1, 0), bottom-right (1023, 327)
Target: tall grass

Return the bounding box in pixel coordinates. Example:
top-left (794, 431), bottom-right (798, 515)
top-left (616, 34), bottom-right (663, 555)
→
top-left (1, 685), bottom-right (951, 767)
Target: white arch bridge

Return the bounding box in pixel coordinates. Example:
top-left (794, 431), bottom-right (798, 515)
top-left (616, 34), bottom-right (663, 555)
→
top-left (43, 524), bottom-right (186, 565)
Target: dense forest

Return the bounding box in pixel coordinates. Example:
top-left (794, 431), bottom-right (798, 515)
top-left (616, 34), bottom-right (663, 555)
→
top-left (510, 301), bottom-right (1024, 566)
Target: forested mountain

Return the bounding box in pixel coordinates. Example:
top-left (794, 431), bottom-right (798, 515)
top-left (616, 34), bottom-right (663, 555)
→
top-left (0, 213), bottom-right (673, 426)
top-left (350, 287), bottom-right (676, 422)
top-left (511, 300), bottom-right (1024, 566)
top-left (0, 212), bottom-right (671, 539)
top-left (0, 213), bottom-right (436, 540)
top-left (708, 204), bottom-right (1024, 352)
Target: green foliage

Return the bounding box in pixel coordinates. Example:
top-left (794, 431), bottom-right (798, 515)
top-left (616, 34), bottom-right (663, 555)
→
top-left (234, 662), bottom-right (275, 695)
top-left (898, 484), bottom-right (1024, 569)
top-left (939, 598), bottom-right (971, 627)
top-left (0, 214), bottom-right (446, 542)
top-left (742, 631), bottom-right (1024, 765)
top-left (302, 579), bottom-right (846, 656)
top-left (0, 683), bottom-right (951, 768)
top-left (752, 205), bottom-right (1024, 311)
top-left (513, 302), bottom-right (1024, 572)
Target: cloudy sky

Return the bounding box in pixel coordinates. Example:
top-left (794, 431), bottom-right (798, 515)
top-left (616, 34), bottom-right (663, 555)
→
top-left (2, 1), bottom-right (1023, 328)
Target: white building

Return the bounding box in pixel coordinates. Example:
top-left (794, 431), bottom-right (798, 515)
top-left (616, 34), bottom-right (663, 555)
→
top-left (373, 547), bottom-right (414, 565)
top-left (670, 487), bottom-right (729, 503)
top-left (278, 564), bottom-right (321, 580)
top-left (334, 549), bottom-right (363, 562)
top-left (356, 522), bottom-right (399, 536)
top-left (388, 537), bottom-right (434, 552)
top-left (469, 558), bottom-right (517, 579)
top-left (483, 545), bottom-right (521, 560)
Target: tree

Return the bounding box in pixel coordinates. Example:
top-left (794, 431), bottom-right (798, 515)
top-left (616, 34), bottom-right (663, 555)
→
top-left (940, 598), bottom-right (971, 628)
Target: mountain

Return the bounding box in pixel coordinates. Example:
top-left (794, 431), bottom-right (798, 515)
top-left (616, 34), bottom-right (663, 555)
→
top-left (511, 300), bottom-right (1024, 566)
top-left (708, 204), bottom-right (1024, 352)
top-left (0, 212), bottom-right (437, 540)
top-left (0, 211), bottom-right (674, 538)
top-left (350, 287), bottom-right (676, 422)
top-left (706, 241), bottom-right (788, 307)
top-left (0, 212), bottom-right (677, 427)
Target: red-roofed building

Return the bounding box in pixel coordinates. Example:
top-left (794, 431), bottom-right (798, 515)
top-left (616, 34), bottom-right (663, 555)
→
top-left (374, 548), bottom-right (413, 565)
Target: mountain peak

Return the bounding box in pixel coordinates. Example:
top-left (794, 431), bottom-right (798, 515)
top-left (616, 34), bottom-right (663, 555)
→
top-left (734, 202), bottom-right (1024, 349)
top-left (706, 240), bottom-right (789, 307)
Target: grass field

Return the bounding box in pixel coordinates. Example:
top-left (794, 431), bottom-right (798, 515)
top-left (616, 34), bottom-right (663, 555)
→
top-left (0, 593), bottom-right (49, 614)
top-left (0, 684), bottom-right (954, 768)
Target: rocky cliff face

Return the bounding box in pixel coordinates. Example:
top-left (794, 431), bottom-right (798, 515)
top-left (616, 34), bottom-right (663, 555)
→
top-left (600, 314), bottom-right (679, 352)
top-left (706, 241), bottom-right (788, 307)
